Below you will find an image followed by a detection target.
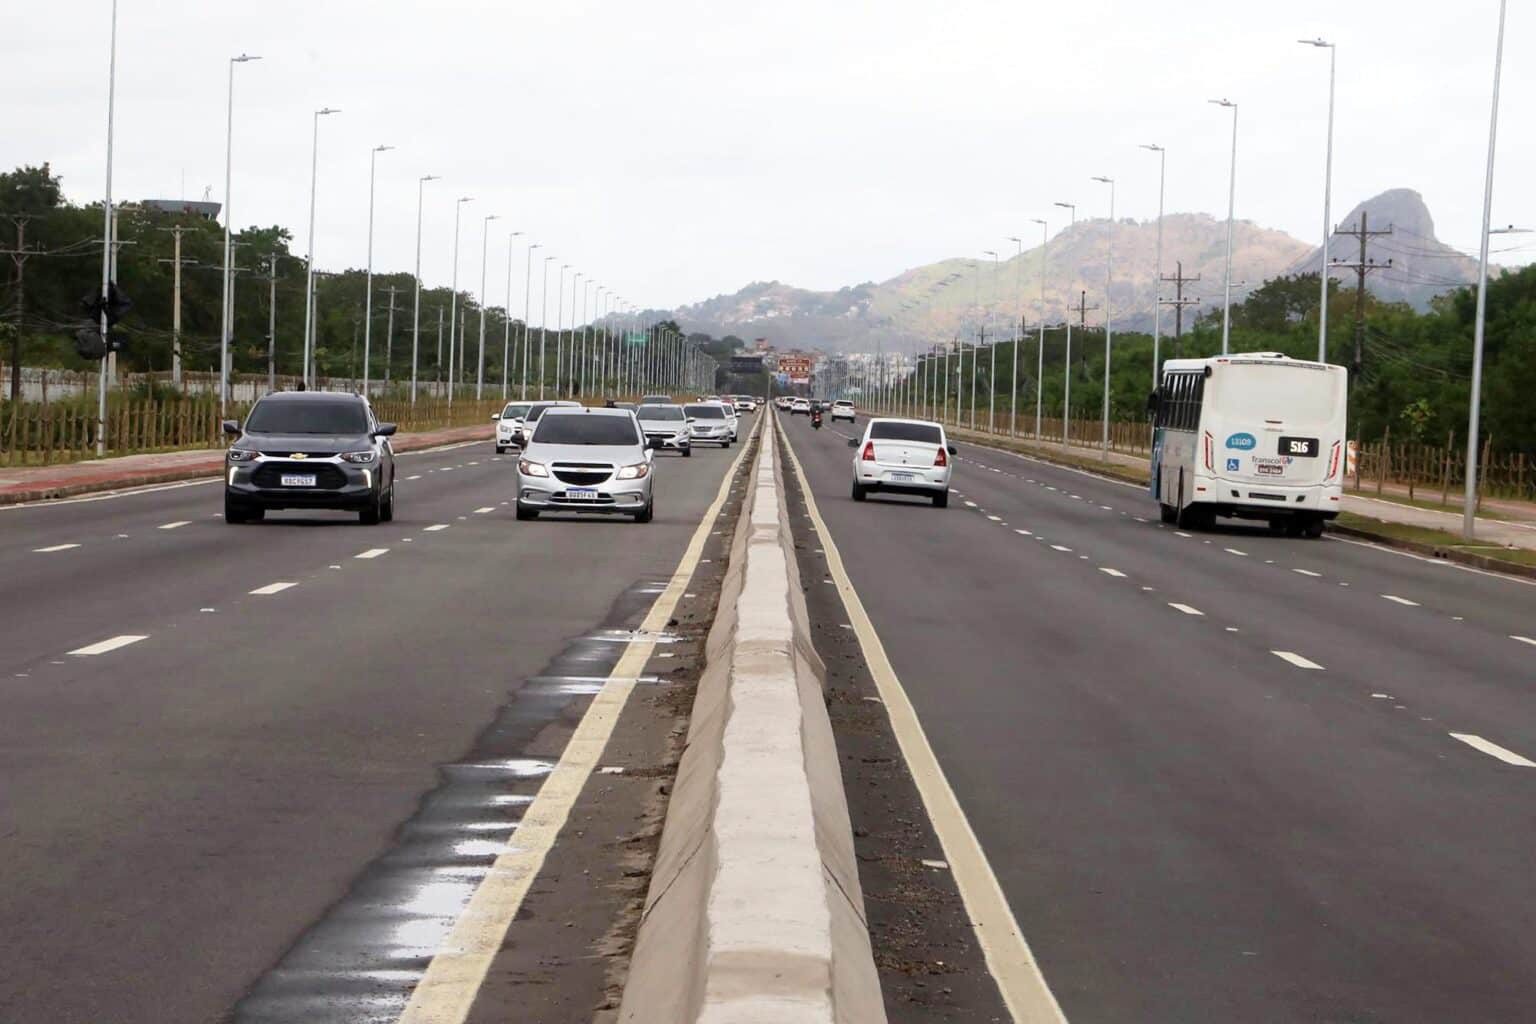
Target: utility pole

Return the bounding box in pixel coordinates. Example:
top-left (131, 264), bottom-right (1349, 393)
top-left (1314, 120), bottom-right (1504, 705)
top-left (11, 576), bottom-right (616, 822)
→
top-left (266, 253), bottom-right (278, 392)
top-left (1332, 211), bottom-right (1393, 379)
top-left (1158, 262), bottom-right (1201, 360)
top-left (435, 306), bottom-right (445, 393)
top-left (156, 225), bottom-right (196, 389)
top-left (1065, 290), bottom-right (1100, 448)
top-left (3, 217), bottom-right (32, 402)
top-left (382, 285), bottom-right (397, 383)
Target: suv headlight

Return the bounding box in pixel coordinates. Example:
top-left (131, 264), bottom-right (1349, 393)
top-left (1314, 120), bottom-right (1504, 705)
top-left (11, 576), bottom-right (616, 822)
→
top-left (340, 450), bottom-right (377, 463)
top-left (227, 448), bottom-right (259, 462)
top-left (519, 458), bottom-right (549, 477)
top-left (616, 462), bottom-right (650, 480)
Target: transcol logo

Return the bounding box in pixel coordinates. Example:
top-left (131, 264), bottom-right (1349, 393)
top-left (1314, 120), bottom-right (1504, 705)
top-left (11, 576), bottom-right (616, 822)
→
top-left (1225, 432), bottom-right (1257, 450)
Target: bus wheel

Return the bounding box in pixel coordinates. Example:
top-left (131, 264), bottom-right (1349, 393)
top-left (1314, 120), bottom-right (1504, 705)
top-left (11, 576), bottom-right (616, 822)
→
top-left (1268, 518), bottom-right (1287, 534)
top-left (1159, 503), bottom-right (1178, 524)
top-left (1304, 517), bottom-right (1325, 539)
top-left (1176, 504), bottom-right (1207, 531)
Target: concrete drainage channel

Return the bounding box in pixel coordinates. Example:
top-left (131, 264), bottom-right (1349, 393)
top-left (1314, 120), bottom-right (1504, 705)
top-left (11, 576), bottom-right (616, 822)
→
top-left (619, 418), bottom-right (887, 1023)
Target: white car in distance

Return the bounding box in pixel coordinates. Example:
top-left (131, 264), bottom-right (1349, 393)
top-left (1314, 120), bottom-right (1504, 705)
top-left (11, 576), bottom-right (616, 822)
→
top-left (493, 402), bottom-right (533, 453)
top-left (790, 397), bottom-right (811, 416)
top-left (683, 402), bottom-right (734, 446)
top-left (830, 400), bottom-right (856, 423)
top-left (849, 418), bottom-right (955, 508)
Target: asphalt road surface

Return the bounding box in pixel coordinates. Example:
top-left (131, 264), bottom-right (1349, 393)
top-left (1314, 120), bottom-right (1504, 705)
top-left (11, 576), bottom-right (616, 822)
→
top-left (784, 413), bottom-right (1536, 1024)
top-left (0, 434), bottom-right (745, 1024)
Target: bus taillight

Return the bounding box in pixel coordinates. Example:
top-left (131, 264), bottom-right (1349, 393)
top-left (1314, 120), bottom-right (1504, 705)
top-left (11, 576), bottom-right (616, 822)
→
top-left (1203, 431), bottom-right (1214, 471)
top-left (1326, 440), bottom-right (1342, 481)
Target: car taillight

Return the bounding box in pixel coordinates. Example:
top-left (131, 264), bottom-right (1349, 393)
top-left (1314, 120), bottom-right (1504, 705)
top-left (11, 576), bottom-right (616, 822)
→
top-left (1326, 440), bottom-right (1342, 481)
top-left (1203, 431), bottom-right (1214, 471)
top-left (933, 446), bottom-right (947, 467)
top-left (861, 442), bottom-right (876, 462)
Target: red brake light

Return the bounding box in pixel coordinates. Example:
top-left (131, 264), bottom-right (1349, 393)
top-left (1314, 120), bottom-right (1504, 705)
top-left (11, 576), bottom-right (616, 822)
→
top-left (1326, 441), bottom-right (1342, 481)
top-left (861, 441), bottom-right (876, 462)
top-left (1203, 431), bottom-right (1214, 471)
top-left (934, 446), bottom-right (947, 467)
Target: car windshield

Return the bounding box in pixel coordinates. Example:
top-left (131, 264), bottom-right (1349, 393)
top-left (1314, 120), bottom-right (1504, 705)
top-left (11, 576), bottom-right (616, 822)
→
top-left (869, 421), bottom-right (943, 444)
top-left (246, 399), bottom-right (368, 434)
top-left (532, 413), bottom-right (639, 445)
top-left (686, 405), bottom-right (726, 419)
top-left (526, 405), bottom-right (556, 422)
top-left (501, 404), bottom-right (531, 419)
top-left (639, 406), bottom-right (685, 422)
top-left (639, 396), bottom-right (670, 405)
top-left (834, 402), bottom-right (853, 408)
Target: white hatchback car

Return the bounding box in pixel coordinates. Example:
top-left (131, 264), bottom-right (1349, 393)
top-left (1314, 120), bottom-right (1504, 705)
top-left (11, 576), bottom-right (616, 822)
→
top-left (848, 418), bottom-right (955, 508)
top-left (830, 400), bottom-right (856, 423)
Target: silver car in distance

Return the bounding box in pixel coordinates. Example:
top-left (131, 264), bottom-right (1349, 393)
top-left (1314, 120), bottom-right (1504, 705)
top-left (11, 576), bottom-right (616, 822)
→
top-left (516, 407), bottom-right (657, 522)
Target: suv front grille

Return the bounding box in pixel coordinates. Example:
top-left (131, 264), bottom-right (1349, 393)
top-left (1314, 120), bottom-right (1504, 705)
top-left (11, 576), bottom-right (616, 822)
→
top-left (253, 463), bottom-right (348, 489)
top-left (553, 468), bottom-right (612, 487)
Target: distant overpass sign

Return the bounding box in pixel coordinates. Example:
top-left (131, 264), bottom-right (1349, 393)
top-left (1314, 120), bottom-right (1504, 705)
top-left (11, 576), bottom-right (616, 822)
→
top-left (729, 354), bottom-right (765, 373)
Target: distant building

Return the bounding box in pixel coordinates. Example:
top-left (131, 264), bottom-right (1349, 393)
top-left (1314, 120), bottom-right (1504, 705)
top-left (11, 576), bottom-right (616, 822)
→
top-left (141, 199), bottom-right (222, 220)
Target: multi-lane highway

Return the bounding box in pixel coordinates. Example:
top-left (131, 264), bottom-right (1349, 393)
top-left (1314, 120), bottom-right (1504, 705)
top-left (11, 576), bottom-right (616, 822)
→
top-left (780, 412), bottom-right (1536, 1023)
top-left (0, 434), bottom-right (750, 1024)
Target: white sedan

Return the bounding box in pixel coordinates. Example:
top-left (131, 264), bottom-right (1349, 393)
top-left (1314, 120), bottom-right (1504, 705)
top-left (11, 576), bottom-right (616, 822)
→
top-left (848, 418), bottom-right (954, 508)
top-left (830, 400), bottom-right (856, 422)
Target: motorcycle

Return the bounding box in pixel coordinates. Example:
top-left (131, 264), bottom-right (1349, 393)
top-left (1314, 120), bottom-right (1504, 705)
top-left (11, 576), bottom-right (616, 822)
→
top-left (810, 409), bottom-right (823, 430)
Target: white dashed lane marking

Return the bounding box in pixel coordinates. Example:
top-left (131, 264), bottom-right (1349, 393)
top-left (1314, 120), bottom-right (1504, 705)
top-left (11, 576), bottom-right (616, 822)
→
top-left (69, 634), bottom-right (148, 656)
top-left (1051, 544), bottom-right (1073, 553)
top-left (33, 543), bottom-right (80, 553)
top-left (407, 475), bottom-right (422, 481)
top-left (1224, 548), bottom-right (1248, 557)
top-left (1014, 529), bottom-right (1033, 536)
top-left (987, 515), bottom-right (1002, 522)
top-left (249, 581), bottom-right (298, 595)
top-left (1168, 603), bottom-right (1204, 616)
top-left (1449, 733), bottom-right (1536, 767)
top-left (424, 524), bottom-right (450, 532)
top-left (1510, 635), bottom-right (1536, 647)
top-left (1272, 650), bottom-right (1324, 670)
top-left (474, 507), bottom-right (495, 514)
top-left (356, 548), bottom-right (389, 560)
top-left (1175, 531), bottom-right (1193, 539)
top-left (1293, 569), bottom-right (1323, 577)
top-left (158, 520), bottom-right (191, 530)
top-left (1099, 568), bottom-right (1127, 578)
top-left (1381, 595), bottom-right (1420, 607)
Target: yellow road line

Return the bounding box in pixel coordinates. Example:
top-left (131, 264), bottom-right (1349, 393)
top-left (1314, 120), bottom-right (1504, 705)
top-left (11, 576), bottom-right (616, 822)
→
top-left (776, 416), bottom-right (1068, 1024)
top-left (396, 416), bottom-right (761, 1024)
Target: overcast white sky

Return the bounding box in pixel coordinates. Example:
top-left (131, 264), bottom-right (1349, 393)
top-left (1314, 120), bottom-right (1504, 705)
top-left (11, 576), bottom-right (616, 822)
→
top-left (5, 0), bottom-right (1530, 311)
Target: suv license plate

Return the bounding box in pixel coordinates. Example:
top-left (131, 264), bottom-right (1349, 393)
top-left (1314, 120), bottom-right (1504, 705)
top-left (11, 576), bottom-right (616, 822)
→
top-left (281, 474), bottom-right (317, 487)
top-left (568, 488), bottom-right (598, 498)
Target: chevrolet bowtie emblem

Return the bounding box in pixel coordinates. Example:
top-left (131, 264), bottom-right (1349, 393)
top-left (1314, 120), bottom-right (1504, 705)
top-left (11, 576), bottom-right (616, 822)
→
top-left (289, 452), bottom-right (308, 459)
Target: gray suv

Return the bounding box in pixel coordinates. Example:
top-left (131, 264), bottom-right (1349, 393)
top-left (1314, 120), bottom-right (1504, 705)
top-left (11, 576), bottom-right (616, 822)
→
top-left (222, 392), bottom-right (397, 525)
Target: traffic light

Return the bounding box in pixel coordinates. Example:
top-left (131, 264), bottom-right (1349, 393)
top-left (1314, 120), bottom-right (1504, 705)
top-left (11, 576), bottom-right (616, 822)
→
top-left (76, 283), bottom-right (132, 360)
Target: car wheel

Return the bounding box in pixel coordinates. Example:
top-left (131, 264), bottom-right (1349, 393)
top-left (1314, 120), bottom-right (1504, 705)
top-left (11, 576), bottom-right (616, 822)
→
top-left (851, 481), bottom-right (867, 502)
top-left (933, 490), bottom-right (948, 508)
top-left (683, 447), bottom-right (692, 458)
top-left (225, 497), bottom-right (251, 524)
top-left (633, 499), bottom-right (654, 523)
top-left (359, 491), bottom-right (383, 525)
top-left (515, 504), bottom-right (539, 521)
top-left (380, 487), bottom-right (394, 523)
top-left (495, 444), bottom-right (506, 454)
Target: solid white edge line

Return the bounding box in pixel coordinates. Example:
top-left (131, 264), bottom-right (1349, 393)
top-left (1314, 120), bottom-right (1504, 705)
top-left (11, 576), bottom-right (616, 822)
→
top-left (69, 634), bottom-right (148, 656)
top-left (777, 416), bottom-right (1068, 1024)
top-left (395, 412), bottom-right (762, 1024)
top-left (1511, 635), bottom-right (1536, 647)
top-left (1449, 733), bottom-right (1536, 767)
top-left (249, 581), bottom-right (297, 595)
top-left (1272, 650), bottom-right (1324, 670)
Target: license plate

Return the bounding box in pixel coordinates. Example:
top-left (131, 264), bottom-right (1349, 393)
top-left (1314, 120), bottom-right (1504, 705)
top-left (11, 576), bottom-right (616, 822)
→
top-left (280, 473), bottom-right (317, 487)
top-left (1256, 463), bottom-right (1284, 476)
top-left (568, 487), bottom-right (598, 498)
top-left (889, 472), bottom-right (915, 482)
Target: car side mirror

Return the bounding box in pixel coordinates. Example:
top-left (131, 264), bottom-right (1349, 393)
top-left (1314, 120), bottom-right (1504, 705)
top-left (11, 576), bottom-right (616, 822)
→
top-left (374, 422), bottom-right (398, 437)
top-left (490, 413), bottom-right (500, 421)
top-left (222, 419), bottom-right (240, 437)
top-left (846, 438), bottom-right (858, 449)
top-left (947, 445), bottom-right (958, 456)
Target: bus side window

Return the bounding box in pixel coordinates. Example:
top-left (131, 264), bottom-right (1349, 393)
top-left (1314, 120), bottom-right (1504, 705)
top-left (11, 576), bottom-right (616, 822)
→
top-left (1191, 374), bottom-right (1205, 428)
top-left (1173, 374), bottom-right (1189, 430)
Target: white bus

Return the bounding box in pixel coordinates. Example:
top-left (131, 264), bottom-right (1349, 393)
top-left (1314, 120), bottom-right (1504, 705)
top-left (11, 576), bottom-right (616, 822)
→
top-left (1149, 353), bottom-right (1348, 537)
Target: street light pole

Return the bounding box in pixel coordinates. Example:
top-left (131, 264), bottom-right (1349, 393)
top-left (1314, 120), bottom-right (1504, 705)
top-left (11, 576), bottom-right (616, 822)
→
top-left (220, 54), bottom-right (261, 414)
top-left (1029, 219), bottom-right (1048, 439)
top-left (301, 107), bottom-right (339, 389)
top-left (1464, 0), bottom-right (1509, 541)
top-left (476, 213), bottom-right (499, 400)
top-left (1210, 98), bottom-right (1239, 355)
top-left (446, 196), bottom-right (472, 406)
top-left (501, 229), bottom-right (522, 400)
top-left (1300, 39), bottom-right (1337, 363)
top-left (539, 255), bottom-right (555, 400)
top-left (362, 143), bottom-right (393, 397)
top-left (983, 250), bottom-right (998, 433)
top-left (1141, 144), bottom-right (1165, 385)
top-left (521, 242), bottom-right (541, 399)
top-left (1092, 177), bottom-right (1115, 458)
top-left (555, 265), bottom-right (571, 397)
top-left (1053, 201), bottom-right (1076, 447)
top-left (95, 0), bottom-right (119, 457)
top-left (409, 175), bottom-right (439, 406)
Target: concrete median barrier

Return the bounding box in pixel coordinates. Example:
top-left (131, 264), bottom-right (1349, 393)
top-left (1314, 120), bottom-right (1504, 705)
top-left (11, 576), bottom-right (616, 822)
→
top-left (618, 418), bottom-right (886, 1024)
